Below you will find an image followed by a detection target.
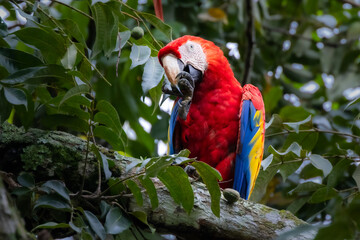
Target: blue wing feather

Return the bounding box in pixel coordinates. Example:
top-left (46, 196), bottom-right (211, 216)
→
top-left (169, 99), bottom-right (180, 154)
top-left (233, 100), bottom-right (260, 199)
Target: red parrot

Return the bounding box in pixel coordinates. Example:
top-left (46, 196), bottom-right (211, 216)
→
top-left (158, 36), bottom-right (265, 200)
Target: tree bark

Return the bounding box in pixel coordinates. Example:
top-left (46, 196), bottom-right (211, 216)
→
top-left (0, 177), bottom-right (29, 240)
top-left (0, 122), bottom-right (316, 239)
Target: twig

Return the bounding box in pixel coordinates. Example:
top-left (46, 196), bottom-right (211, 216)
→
top-left (78, 128), bottom-right (91, 197)
top-left (99, 171), bottom-right (145, 197)
top-left (116, 33), bottom-right (122, 77)
top-left (51, 0), bottom-right (93, 20)
top-left (265, 128), bottom-right (360, 140)
top-left (241, 0), bottom-right (255, 86)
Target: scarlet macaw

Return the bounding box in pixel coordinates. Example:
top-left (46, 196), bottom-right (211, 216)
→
top-left (158, 36), bottom-right (265, 200)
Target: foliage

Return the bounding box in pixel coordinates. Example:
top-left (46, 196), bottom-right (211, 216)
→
top-left (1, 0), bottom-right (360, 239)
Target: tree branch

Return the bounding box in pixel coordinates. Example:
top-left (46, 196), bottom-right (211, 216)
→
top-left (242, 0), bottom-right (255, 86)
top-left (0, 122), bottom-right (314, 239)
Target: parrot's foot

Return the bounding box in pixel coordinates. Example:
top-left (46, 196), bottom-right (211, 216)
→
top-left (184, 165), bottom-right (200, 179)
top-left (177, 72), bottom-right (194, 120)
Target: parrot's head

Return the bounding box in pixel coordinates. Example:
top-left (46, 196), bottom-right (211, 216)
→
top-left (158, 35), bottom-right (232, 88)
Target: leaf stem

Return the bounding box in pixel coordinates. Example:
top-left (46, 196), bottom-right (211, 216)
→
top-left (51, 0), bottom-right (93, 20)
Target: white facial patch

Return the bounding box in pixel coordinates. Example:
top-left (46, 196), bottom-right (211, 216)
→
top-left (178, 41), bottom-right (208, 73)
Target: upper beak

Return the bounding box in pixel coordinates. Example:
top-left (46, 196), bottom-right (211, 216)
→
top-left (162, 54), bottom-right (203, 86)
top-left (162, 54), bottom-right (183, 85)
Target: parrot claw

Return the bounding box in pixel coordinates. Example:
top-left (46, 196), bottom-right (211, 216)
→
top-left (184, 165), bottom-right (200, 179)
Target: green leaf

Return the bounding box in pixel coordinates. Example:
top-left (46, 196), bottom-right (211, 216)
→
top-left (105, 207), bottom-right (131, 234)
top-left (58, 19), bottom-right (87, 46)
top-left (17, 173), bottom-right (35, 188)
top-left (309, 154), bottom-right (332, 177)
top-left (345, 97), bottom-right (360, 110)
top-left (352, 165), bottom-right (360, 190)
top-left (261, 154), bottom-right (273, 171)
top-left (130, 211), bottom-right (155, 233)
top-left (283, 64), bottom-right (313, 83)
top-left (32, 222), bottom-right (69, 231)
top-left (130, 44), bottom-right (151, 69)
top-left (3, 87), bottom-right (27, 109)
top-left (96, 100), bottom-right (122, 133)
top-left (0, 17), bottom-right (9, 37)
top-left (287, 196), bottom-right (311, 214)
top-left (34, 194), bottom-right (71, 211)
top-left (292, 182), bottom-right (325, 193)
top-left (279, 160), bottom-right (302, 181)
top-left (14, 27), bottom-right (66, 63)
top-left (60, 84), bottom-right (89, 106)
top-left (115, 31), bottom-right (131, 50)
top-left (0, 47), bottom-right (43, 73)
top-left (0, 67), bottom-right (45, 85)
top-left (91, 2), bottom-right (118, 57)
top-left (42, 180), bottom-right (70, 201)
top-left (308, 187), bottom-right (338, 203)
top-left (126, 179), bottom-right (143, 206)
top-left (140, 176), bottom-right (159, 210)
top-left (142, 57), bottom-right (164, 94)
top-left (265, 114), bottom-right (283, 130)
top-left (283, 115), bottom-right (312, 133)
top-left (94, 125), bottom-right (125, 150)
top-left (61, 43), bottom-right (77, 69)
top-left (138, 12), bottom-right (173, 41)
top-left (84, 210), bottom-right (106, 240)
top-left (191, 161), bottom-right (221, 217)
top-left (158, 166), bottom-right (194, 214)
top-left (263, 86), bottom-right (283, 113)
top-left (107, 177), bottom-right (126, 195)
top-left (347, 21), bottom-right (360, 40)
top-left (268, 142), bottom-right (302, 158)
top-left (100, 201), bottom-right (111, 219)
top-left (146, 156), bottom-right (173, 178)
top-left (91, 145), bottom-right (112, 180)
top-left (69, 221), bottom-right (82, 233)
top-left (279, 106), bottom-right (310, 122)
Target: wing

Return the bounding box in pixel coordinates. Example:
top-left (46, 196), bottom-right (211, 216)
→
top-left (233, 84), bottom-right (265, 200)
top-left (168, 98), bottom-right (182, 154)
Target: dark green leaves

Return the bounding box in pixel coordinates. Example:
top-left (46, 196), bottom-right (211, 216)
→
top-left (34, 194), bottom-right (71, 211)
top-left (158, 166), bottom-right (194, 214)
top-left (130, 44), bottom-right (151, 69)
top-left (142, 57), bottom-right (164, 94)
top-left (41, 180), bottom-right (70, 201)
top-left (94, 100), bottom-right (125, 151)
top-left (192, 161), bottom-right (222, 217)
top-left (14, 27), bottom-right (66, 63)
top-left (105, 207), bottom-right (131, 234)
top-left (84, 210), bottom-right (106, 240)
top-left (60, 84), bottom-right (90, 106)
top-left (17, 173), bottom-right (35, 188)
top-left (308, 154), bottom-right (332, 177)
top-left (138, 12), bottom-right (173, 41)
top-left (3, 87), bottom-right (27, 109)
top-left (140, 176), bottom-right (159, 210)
top-left (91, 2), bottom-right (118, 57)
top-left (0, 48), bottom-right (43, 73)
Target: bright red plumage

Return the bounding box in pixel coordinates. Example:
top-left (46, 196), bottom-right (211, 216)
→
top-left (159, 36), bottom-right (265, 195)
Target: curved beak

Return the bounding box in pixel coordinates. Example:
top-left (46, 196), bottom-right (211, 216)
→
top-left (162, 54), bottom-right (183, 85)
top-left (162, 54), bottom-right (203, 87)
